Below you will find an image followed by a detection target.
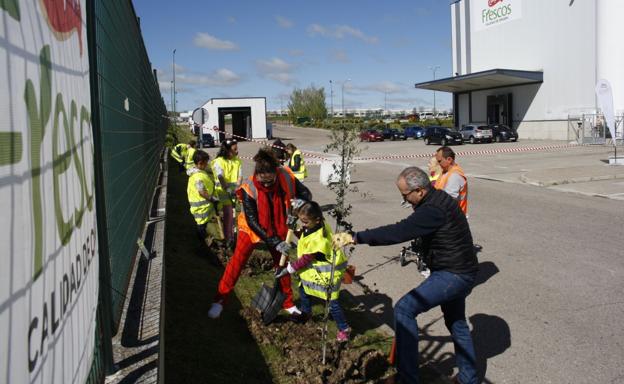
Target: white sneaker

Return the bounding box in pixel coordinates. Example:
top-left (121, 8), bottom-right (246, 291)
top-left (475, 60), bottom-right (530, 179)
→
top-left (285, 306), bottom-right (301, 315)
top-left (208, 302), bottom-right (223, 319)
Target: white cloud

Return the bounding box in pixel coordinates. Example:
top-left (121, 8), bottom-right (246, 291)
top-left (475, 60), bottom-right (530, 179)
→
top-left (256, 57), bottom-right (293, 74)
top-left (330, 49), bottom-right (350, 63)
top-left (275, 15), bottom-right (293, 28)
top-left (267, 73), bottom-right (296, 85)
top-left (359, 81), bottom-right (406, 94)
top-left (193, 33), bottom-right (239, 50)
top-left (159, 81), bottom-right (172, 91)
top-left (255, 57), bottom-right (297, 85)
top-left (307, 23), bottom-right (379, 44)
top-left (177, 68), bottom-right (242, 86)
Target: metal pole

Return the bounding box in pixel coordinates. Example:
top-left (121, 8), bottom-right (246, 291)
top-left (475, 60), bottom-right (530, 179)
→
top-left (341, 79), bottom-right (350, 119)
top-left (173, 49), bottom-right (177, 122)
top-left (430, 65), bottom-right (440, 115)
top-left (384, 89), bottom-right (387, 116)
top-left (330, 80), bottom-right (334, 118)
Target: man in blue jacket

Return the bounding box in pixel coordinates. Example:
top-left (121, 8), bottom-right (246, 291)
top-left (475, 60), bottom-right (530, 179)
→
top-left (333, 166), bottom-right (479, 384)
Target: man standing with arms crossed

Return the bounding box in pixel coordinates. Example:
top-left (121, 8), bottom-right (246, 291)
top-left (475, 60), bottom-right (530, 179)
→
top-left (333, 167), bottom-right (479, 384)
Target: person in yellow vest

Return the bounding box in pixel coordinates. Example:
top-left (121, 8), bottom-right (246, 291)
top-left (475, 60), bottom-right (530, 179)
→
top-left (434, 146), bottom-right (468, 215)
top-left (285, 143), bottom-right (308, 181)
top-left (211, 139), bottom-right (243, 247)
top-left (208, 148), bottom-right (312, 319)
top-left (187, 150), bottom-right (223, 257)
top-left (184, 141), bottom-right (198, 173)
top-left (171, 141), bottom-right (189, 172)
top-left (276, 200), bottom-right (351, 341)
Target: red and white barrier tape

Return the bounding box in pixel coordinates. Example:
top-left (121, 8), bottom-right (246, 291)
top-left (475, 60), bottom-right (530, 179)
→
top-left (210, 128), bottom-right (588, 164)
top-left (209, 127), bottom-right (329, 161)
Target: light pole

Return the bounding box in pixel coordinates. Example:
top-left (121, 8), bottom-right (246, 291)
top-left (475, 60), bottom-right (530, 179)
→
top-left (384, 88), bottom-right (387, 117)
top-left (429, 65), bottom-right (440, 115)
top-left (329, 80), bottom-right (334, 118)
top-left (173, 49), bottom-right (177, 121)
top-left (341, 79), bottom-right (351, 119)
top-left (170, 81), bottom-right (174, 112)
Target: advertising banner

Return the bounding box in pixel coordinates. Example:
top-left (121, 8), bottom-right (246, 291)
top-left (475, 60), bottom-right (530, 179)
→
top-left (472, 0), bottom-right (523, 31)
top-left (0, 1), bottom-right (98, 383)
top-left (596, 79), bottom-right (617, 145)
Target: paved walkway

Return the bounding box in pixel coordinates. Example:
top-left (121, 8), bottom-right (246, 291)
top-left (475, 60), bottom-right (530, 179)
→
top-left (105, 156), bottom-right (167, 384)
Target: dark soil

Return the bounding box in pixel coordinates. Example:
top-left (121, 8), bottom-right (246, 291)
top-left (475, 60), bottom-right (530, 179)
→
top-left (240, 307), bottom-right (396, 384)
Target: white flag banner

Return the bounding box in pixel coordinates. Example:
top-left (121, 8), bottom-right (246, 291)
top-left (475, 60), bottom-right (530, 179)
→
top-left (595, 79), bottom-right (617, 145)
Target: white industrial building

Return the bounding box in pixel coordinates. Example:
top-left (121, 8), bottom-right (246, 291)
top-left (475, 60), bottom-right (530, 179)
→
top-left (200, 97), bottom-right (268, 142)
top-left (415, 0), bottom-right (623, 140)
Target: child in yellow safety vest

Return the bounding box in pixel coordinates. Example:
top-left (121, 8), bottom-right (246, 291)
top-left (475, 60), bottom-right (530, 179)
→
top-left (285, 143), bottom-right (308, 181)
top-left (211, 139), bottom-right (242, 247)
top-left (187, 150), bottom-right (223, 257)
top-left (276, 200), bottom-right (351, 341)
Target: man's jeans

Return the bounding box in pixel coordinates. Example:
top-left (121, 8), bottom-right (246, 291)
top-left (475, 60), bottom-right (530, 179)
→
top-left (394, 270), bottom-right (477, 384)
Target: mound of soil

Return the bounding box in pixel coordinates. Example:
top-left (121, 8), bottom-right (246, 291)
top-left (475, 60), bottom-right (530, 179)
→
top-left (240, 307), bottom-right (395, 384)
top-left (215, 247), bottom-right (275, 276)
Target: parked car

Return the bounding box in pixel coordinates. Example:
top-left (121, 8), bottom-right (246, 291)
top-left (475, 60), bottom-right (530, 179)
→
top-left (404, 126), bottom-right (425, 139)
top-left (359, 129), bottom-right (384, 142)
top-left (200, 133), bottom-right (215, 147)
top-left (489, 124), bottom-right (518, 142)
top-left (459, 124), bottom-right (493, 143)
top-left (382, 128), bottom-right (406, 140)
top-left (423, 126), bottom-right (463, 146)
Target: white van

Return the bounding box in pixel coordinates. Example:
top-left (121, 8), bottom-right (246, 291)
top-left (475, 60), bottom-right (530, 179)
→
top-left (419, 112), bottom-right (434, 120)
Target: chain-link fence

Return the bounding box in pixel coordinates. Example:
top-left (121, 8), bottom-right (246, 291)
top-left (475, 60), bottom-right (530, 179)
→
top-left (568, 113), bottom-right (624, 145)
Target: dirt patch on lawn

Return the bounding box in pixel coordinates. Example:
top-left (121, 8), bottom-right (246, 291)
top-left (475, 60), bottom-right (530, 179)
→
top-left (240, 307), bottom-right (396, 384)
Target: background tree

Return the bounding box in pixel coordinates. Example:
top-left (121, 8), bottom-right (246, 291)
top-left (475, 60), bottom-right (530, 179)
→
top-left (287, 85), bottom-right (328, 124)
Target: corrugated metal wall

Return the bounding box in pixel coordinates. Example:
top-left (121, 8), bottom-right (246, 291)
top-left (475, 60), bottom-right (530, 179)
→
top-left (87, 0), bottom-right (168, 380)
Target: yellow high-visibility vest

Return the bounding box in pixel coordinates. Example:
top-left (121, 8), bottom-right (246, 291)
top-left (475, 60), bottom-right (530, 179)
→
top-left (211, 156), bottom-right (242, 206)
top-left (187, 169), bottom-right (216, 225)
top-left (297, 222), bottom-right (347, 301)
top-left (185, 147), bottom-right (197, 170)
top-left (171, 143), bottom-right (187, 164)
top-left (288, 149), bottom-right (308, 181)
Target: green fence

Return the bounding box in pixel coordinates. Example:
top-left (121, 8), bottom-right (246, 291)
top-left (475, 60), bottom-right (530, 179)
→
top-left (87, 0), bottom-right (168, 380)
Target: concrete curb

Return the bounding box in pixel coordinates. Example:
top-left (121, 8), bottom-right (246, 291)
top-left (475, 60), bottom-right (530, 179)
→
top-left (519, 172), bottom-right (624, 187)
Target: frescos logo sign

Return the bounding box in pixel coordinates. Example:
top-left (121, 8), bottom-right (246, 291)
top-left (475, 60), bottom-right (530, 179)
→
top-left (474, 0), bottom-right (522, 31)
top-left (1, 1), bottom-right (98, 384)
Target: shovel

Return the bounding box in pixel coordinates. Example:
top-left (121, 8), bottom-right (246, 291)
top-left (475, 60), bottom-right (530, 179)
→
top-left (251, 229), bottom-right (295, 325)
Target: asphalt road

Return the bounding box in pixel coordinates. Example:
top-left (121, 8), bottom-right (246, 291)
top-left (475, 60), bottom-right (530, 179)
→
top-left (212, 124), bottom-right (624, 383)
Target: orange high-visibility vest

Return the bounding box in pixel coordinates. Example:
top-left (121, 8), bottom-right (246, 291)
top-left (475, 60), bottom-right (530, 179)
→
top-left (435, 164), bottom-right (468, 215)
top-left (236, 167), bottom-right (296, 244)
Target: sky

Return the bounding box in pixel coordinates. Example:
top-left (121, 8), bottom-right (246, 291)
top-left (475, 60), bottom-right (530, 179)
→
top-left (133, 0), bottom-right (454, 114)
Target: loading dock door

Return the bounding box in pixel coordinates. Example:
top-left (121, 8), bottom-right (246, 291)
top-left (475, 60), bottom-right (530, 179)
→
top-left (218, 107), bottom-right (251, 141)
top-left (487, 93), bottom-right (512, 125)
